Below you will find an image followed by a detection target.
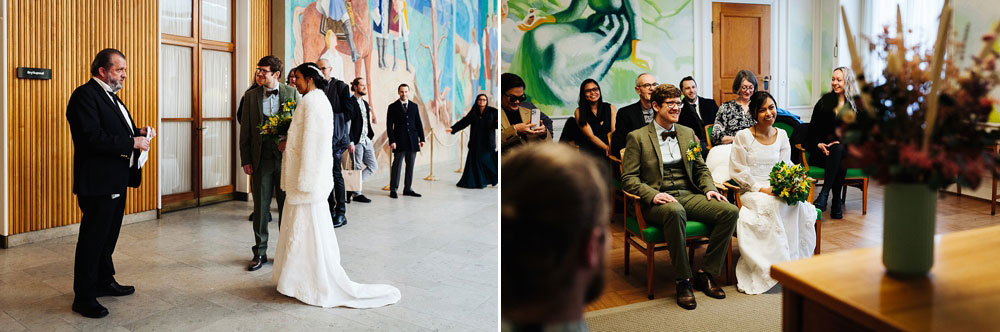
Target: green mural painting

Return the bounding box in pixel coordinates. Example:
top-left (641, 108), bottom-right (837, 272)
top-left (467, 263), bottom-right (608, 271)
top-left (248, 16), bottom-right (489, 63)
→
top-left (502, 0), bottom-right (694, 116)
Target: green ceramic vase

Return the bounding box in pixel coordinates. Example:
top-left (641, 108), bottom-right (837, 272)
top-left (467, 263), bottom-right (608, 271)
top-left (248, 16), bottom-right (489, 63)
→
top-left (882, 183), bottom-right (937, 277)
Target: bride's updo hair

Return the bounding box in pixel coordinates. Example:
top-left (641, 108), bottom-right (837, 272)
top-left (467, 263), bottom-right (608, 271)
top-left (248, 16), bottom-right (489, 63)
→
top-left (294, 62), bottom-right (329, 90)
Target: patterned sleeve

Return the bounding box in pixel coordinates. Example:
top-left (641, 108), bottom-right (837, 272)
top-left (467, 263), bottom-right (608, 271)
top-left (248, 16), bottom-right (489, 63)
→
top-left (712, 102), bottom-right (732, 146)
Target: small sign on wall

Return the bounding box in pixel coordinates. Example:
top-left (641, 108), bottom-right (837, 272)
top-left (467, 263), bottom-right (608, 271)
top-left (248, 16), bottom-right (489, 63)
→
top-left (17, 67), bottom-right (52, 80)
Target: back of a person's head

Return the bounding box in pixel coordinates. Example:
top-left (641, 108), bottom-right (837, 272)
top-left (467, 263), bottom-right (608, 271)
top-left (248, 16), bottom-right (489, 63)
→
top-left (501, 143), bottom-right (609, 316)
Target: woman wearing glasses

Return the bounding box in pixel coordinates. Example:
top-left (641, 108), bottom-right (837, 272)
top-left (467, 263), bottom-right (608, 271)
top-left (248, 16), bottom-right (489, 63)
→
top-left (574, 78), bottom-right (617, 159)
top-left (711, 70), bottom-right (759, 146)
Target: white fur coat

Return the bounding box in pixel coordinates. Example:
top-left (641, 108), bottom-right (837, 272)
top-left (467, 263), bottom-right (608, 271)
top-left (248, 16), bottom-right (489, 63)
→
top-left (281, 89), bottom-right (334, 204)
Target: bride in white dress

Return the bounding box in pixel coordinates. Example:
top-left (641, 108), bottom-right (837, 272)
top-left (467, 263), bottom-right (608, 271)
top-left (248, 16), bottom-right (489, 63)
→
top-left (729, 91), bottom-right (816, 295)
top-left (274, 62), bottom-right (401, 308)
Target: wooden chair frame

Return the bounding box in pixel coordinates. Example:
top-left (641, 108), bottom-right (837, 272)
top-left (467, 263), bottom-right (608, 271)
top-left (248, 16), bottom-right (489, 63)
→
top-left (704, 124), bottom-right (714, 150)
top-left (621, 191), bottom-right (734, 299)
top-left (796, 144), bottom-right (868, 215)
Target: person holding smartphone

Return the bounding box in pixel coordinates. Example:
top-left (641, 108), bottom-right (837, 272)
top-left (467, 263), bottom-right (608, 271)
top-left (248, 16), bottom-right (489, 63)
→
top-left (500, 73), bottom-right (552, 154)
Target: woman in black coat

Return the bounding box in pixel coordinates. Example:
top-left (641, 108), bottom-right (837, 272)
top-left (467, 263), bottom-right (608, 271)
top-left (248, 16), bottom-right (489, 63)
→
top-left (447, 94), bottom-right (498, 188)
top-left (806, 67), bottom-right (857, 219)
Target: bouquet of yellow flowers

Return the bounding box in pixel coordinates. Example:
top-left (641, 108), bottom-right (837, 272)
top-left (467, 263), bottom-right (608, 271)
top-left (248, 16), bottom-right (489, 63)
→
top-left (258, 98), bottom-right (296, 142)
top-left (768, 161), bottom-right (812, 205)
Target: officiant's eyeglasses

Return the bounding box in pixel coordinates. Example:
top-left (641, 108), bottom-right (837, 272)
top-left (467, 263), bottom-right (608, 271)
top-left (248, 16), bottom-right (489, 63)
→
top-left (636, 83), bottom-right (658, 89)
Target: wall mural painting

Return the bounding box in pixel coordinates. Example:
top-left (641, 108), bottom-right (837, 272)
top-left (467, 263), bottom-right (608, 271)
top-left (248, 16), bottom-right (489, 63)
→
top-left (502, 0), bottom-right (694, 116)
top-left (286, 0), bottom-right (495, 166)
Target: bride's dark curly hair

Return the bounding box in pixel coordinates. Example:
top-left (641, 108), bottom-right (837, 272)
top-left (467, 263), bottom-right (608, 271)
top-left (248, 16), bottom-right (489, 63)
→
top-left (294, 62), bottom-right (329, 90)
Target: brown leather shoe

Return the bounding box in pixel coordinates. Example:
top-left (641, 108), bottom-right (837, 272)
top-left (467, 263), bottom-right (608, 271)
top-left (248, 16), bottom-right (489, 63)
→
top-left (693, 271), bottom-right (726, 299)
top-left (676, 279), bottom-right (697, 310)
top-left (247, 255), bottom-right (266, 271)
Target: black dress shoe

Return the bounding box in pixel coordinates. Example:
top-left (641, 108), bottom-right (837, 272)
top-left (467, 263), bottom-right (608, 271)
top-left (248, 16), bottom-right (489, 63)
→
top-left (403, 190), bottom-right (422, 197)
top-left (333, 215), bottom-right (347, 228)
top-left (831, 200), bottom-right (844, 219)
top-left (247, 255), bottom-right (266, 271)
top-left (346, 194), bottom-right (352, 203)
top-left (72, 299), bottom-right (109, 318)
top-left (353, 194), bottom-right (371, 203)
top-left (98, 281), bottom-right (135, 297)
top-left (389, 191), bottom-right (398, 198)
top-left (248, 213), bottom-right (254, 221)
top-left (676, 279), bottom-right (697, 310)
top-left (693, 271), bottom-right (726, 299)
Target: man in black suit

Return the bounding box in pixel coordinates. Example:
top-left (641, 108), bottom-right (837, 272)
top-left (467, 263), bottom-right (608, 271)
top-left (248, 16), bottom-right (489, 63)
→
top-left (678, 76), bottom-right (719, 154)
top-left (65, 48), bottom-right (155, 318)
top-left (319, 58), bottom-right (356, 227)
top-left (386, 83), bottom-right (425, 198)
top-left (610, 73), bottom-right (658, 158)
top-left (348, 77), bottom-right (377, 203)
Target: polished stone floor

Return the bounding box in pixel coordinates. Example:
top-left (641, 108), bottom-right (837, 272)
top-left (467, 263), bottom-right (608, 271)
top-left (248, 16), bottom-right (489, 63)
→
top-left (0, 163), bottom-right (498, 331)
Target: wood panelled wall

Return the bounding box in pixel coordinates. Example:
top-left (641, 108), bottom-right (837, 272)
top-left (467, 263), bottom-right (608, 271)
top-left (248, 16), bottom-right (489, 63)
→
top-left (7, 0), bottom-right (159, 234)
top-left (250, 0), bottom-right (273, 78)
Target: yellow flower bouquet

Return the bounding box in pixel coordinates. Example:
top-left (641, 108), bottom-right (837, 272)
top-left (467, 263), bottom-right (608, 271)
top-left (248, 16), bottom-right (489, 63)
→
top-left (768, 161), bottom-right (812, 205)
top-left (258, 98), bottom-right (296, 142)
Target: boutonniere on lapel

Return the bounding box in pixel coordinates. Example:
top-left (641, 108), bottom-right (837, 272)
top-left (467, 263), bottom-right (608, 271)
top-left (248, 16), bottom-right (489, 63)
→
top-left (686, 141), bottom-right (702, 161)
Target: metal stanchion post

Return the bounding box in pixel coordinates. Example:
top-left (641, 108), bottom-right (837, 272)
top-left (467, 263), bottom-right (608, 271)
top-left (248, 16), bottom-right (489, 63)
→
top-left (455, 131), bottom-right (464, 173)
top-left (424, 131), bottom-right (438, 181)
top-left (382, 149), bottom-right (392, 191)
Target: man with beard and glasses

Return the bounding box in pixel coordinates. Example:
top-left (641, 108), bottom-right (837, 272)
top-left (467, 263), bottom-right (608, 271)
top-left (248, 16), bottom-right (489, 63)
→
top-left (501, 143), bottom-right (609, 331)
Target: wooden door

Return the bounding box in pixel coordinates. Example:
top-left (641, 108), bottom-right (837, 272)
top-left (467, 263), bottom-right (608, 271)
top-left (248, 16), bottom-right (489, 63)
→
top-left (713, 3), bottom-right (771, 103)
top-left (160, 0), bottom-right (237, 211)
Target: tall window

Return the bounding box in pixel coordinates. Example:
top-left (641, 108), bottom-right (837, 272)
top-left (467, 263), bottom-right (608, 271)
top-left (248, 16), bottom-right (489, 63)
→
top-left (159, 0), bottom-right (236, 210)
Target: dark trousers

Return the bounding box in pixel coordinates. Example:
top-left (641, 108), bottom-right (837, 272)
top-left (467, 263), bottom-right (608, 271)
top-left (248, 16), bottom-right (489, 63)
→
top-left (642, 193), bottom-right (738, 280)
top-left (390, 151), bottom-right (416, 192)
top-left (813, 143), bottom-right (847, 204)
top-left (74, 192), bottom-right (127, 301)
top-left (328, 151), bottom-right (346, 216)
top-left (251, 156), bottom-right (284, 256)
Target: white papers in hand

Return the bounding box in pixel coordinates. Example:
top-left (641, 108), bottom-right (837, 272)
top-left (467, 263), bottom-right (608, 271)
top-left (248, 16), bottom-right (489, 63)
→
top-left (138, 131), bottom-right (152, 169)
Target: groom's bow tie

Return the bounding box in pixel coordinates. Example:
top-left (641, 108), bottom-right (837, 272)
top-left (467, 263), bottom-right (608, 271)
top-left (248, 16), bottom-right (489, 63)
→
top-left (265, 89), bottom-right (279, 97)
top-left (661, 131), bottom-right (676, 141)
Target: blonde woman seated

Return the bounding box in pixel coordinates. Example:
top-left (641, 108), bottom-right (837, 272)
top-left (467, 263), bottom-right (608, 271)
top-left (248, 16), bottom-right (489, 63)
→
top-left (729, 91), bottom-right (816, 295)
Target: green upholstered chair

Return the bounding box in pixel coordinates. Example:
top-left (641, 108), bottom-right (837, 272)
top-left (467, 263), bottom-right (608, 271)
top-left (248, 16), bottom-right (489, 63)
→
top-left (795, 145), bottom-right (869, 214)
top-left (621, 191), bottom-right (734, 299)
top-left (704, 124), bottom-right (714, 150)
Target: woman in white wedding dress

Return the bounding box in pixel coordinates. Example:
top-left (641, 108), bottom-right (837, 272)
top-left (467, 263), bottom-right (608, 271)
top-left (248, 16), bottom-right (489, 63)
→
top-left (274, 62), bottom-right (401, 308)
top-left (729, 91), bottom-right (816, 295)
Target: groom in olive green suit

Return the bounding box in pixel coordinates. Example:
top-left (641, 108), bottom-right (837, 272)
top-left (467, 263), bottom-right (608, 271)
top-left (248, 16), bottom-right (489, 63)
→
top-left (621, 84), bottom-right (737, 310)
top-left (239, 56), bottom-right (300, 271)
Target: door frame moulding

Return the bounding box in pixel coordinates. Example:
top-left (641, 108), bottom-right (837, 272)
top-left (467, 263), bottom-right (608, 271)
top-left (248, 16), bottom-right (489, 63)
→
top-left (2, 0), bottom-right (9, 239)
top-left (695, 0), bottom-right (784, 109)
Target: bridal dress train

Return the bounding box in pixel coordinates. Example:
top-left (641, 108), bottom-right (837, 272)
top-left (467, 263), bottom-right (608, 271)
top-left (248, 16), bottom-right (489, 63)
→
top-left (729, 128), bottom-right (816, 295)
top-left (274, 88), bottom-right (401, 308)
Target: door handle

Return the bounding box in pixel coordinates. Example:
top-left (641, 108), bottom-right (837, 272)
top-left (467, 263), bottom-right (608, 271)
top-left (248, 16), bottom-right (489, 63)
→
top-left (763, 76), bottom-right (771, 91)
top-left (196, 126), bottom-right (207, 131)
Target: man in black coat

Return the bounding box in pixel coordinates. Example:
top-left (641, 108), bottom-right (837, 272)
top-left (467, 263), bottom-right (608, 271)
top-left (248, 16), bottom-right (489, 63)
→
top-left (678, 76), bottom-right (719, 155)
top-left (65, 48), bottom-right (155, 318)
top-left (611, 73), bottom-right (658, 158)
top-left (319, 58), bottom-right (356, 228)
top-left (386, 83), bottom-right (425, 198)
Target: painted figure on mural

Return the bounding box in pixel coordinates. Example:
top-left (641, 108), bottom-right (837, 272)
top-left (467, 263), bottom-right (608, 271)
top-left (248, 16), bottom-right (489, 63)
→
top-left (317, 0), bottom-right (360, 62)
top-left (388, 0), bottom-right (412, 72)
top-left (297, 0), bottom-right (376, 110)
top-left (372, 0), bottom-right (390, 68)
top-left (507, 0), bottom-right (647, 106)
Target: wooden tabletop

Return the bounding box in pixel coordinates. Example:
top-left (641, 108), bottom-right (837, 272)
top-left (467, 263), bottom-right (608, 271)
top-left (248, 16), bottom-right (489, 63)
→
top-left (771, 224), bottom-right (1000, 331)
